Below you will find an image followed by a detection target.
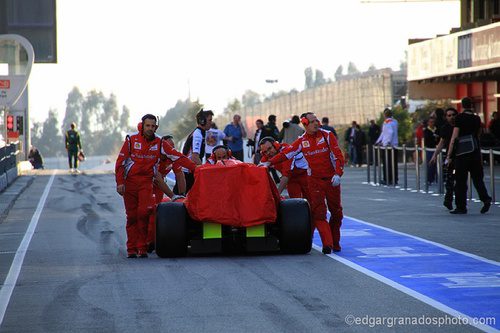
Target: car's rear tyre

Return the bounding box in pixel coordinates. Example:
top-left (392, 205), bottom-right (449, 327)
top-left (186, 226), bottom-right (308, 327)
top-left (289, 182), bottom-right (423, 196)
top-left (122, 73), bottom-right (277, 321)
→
top-left (279, 198), bottom-right (312, 254)
top-left (156, 202), bottom-right (187, 258)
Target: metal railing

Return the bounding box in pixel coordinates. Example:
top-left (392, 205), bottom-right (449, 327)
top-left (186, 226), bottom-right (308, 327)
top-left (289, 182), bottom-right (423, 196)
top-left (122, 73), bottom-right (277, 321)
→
top-left (366, 144), bottom-right (500, 203)
top-left (0, 141), bottom-right (21, 192)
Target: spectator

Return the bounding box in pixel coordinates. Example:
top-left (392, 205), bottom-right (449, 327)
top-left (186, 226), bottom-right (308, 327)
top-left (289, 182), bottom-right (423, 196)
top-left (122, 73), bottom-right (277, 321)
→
top-left (423, 117), bottom-right (439, 184)
top-left (321, 117), bottom-right (338, 138)
top-left (261, 114), bottom-right (280, 141)
top-left (433, 108), bottom-right (445, 133)
top-left (205, 122), bottom-right (226, 161)
top-left (447, 97), bottom-right (491, 214)
top-left (368, 120), bottom-right (380, 165)
top-left (353, 124), bottom-right (366, 167)
top-left (489, 111), bottom-right (500, 141)
top-left (65, 122), bottom-right (82, 173)
top-left (28, 146), bottom-right (44, 169)
top-left (430, 108), bottom-right (458, 210)
top-left (223, 114), bottom-right (247, 161)
top-left (281, 115), bottom-right (305, 144)
top-left (247, 119), bottom-right (264, 164)
top-left (375, 108), bottom-right (398, 185)
top-left (344, 121), bottom-right (358, 167)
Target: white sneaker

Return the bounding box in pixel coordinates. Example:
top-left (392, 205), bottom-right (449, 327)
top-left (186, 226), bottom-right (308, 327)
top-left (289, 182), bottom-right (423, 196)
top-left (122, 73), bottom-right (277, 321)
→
top-left (69, 168), bottom-right (74, 173)
top-left (75, 169), bottom-right (81, 174)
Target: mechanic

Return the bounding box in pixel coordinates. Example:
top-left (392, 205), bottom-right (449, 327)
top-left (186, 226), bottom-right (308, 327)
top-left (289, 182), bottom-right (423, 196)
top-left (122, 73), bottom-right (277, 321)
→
top-left (258, 136), bottom-right (309, 198)
top-left (264, 112), bottom-right (345, 254)
top-left (179, 109), bottom-right (214, 193)
top-left (206, 145), bottom-right (244, 166)
top-left (115, 114), bottom-right (196, 258)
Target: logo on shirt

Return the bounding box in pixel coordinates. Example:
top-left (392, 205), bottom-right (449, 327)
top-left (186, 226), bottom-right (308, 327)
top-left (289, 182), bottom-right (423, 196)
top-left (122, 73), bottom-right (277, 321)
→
top-left (134, 142), bottom-right (141, 150)
top-left (302, 141), bottom-right (310, 148)
top-left (150, 144), bottom-right (158, 151)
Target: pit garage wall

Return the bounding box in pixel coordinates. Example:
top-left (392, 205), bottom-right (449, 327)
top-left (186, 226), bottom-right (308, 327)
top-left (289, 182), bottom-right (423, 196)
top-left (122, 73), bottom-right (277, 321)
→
top-left (410, 80), bottom-right (499, 123)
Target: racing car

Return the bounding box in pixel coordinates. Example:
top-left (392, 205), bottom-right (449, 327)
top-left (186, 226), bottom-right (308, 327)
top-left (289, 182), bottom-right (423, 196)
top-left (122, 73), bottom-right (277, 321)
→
top-left (155, 162), bottom-right (312, 257)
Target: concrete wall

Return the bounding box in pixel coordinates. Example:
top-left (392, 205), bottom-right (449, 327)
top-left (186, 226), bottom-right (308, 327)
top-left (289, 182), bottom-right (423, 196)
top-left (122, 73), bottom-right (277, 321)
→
top-left (219, 69), bottom-right (399, 136)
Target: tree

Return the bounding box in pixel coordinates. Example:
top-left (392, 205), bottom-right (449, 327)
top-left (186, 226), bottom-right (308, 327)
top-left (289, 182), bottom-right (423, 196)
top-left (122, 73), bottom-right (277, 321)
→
top-left (400, 51), bottom-right (408, 72)
top-left (314, 69), bottom-right (326, 87)
top-left (37, 109), bottom-right (63, 157)
top-left (347, 62), bottom-right (360, 75)
top-left (171, 100), bottom-right (204, 141)
top-left (334, 65), bottom-right (343, 81)
top-left (304, 67), bottom-right (314, 89)
top-left (241, 90), bottom-right (260, 107)
top-left (368, 64), bottom-right (377, 72)
top-left (62, 87), bottom-right (83, 134)
top-left (119, 105), bottom-right (131, 130)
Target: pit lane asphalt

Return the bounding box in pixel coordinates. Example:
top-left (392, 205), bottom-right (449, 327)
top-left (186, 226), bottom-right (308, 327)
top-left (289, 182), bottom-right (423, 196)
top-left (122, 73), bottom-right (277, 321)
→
top-left (0, 167), bottom-right (497, 333)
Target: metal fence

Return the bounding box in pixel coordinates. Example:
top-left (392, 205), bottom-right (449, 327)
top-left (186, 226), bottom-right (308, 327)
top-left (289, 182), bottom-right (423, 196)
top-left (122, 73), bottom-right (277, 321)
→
top-left (0, 142), bottom-right (21, 192)
top-left (366, 145), bottom-right (500, 204)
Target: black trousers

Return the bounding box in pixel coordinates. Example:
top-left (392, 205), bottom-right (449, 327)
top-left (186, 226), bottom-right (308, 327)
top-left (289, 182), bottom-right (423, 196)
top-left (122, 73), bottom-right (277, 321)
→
top-left (454, 150), bottom-right (491, 210)
top-left (443, 162), bottom-right (455, 204)
top-left (68, 150), bottom-right (78, 169)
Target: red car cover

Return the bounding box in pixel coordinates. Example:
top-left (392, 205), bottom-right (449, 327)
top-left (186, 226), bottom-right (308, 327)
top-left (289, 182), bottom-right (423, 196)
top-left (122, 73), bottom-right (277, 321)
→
top-left (185, 163), bottom-right (280, 227)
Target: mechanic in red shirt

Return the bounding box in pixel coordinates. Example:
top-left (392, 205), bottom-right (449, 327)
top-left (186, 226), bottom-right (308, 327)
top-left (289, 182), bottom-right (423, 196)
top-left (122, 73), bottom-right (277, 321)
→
top-left (115, 114), bottom-right (196, 258)
top-left (266, 112), bottom-right (345, 254)
top-left (259, 136), bottom-right (309, 199)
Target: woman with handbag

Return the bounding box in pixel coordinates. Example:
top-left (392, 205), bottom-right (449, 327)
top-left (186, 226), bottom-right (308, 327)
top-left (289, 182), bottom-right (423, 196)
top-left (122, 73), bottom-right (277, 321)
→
top-left (446, 97), bottom-right (491, 214)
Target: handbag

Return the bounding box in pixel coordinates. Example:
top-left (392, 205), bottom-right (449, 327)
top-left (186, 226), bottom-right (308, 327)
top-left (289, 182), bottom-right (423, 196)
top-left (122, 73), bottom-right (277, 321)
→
top-left (455, 135), bottom-right (477, 156)
top-left (77, 151), bottom-right (86, 162)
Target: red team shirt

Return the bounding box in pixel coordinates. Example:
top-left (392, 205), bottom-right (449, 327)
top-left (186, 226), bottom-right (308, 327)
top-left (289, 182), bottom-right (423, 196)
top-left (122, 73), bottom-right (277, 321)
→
top-left (270, 129), bottom-right (344, 178)
top-left (115, 132), bottom-right (195, 185)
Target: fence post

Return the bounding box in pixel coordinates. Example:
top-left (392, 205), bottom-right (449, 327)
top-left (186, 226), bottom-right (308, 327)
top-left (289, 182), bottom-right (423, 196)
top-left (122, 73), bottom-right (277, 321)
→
top-left (423, 146), bottom-right (429, 193)
top-left (416, 146), bottom-right (420, 192)
top-left (437, 150), bottom-right (443, 195)
top-left (403, 144), bottom-right (407, 190)
top-left (377, 147), bottom-right (382, 185)
top-left (373, 145), bottom-right (377, 185)
top-left (366, 144), bottom-right (370, 183)
top-left (384, 147), bottom-right (389, 185)
top-left (489, 149), bottom-right (496, 203)
top-left (391, 147), bottom-right (396, 186)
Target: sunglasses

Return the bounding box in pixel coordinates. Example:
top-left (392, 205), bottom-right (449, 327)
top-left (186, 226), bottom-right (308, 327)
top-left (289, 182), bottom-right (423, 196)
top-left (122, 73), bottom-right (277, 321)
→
top-left (446, 114), bottom-right (456, 117)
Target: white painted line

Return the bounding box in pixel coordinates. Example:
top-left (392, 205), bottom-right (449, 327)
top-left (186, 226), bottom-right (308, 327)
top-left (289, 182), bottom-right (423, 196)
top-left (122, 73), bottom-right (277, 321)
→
top-left (0, 172), bottom-right (55, 326)
top-left (346, 215), bottom-right (500, 267)
top-left (312, 244), bottom-right (498, 333)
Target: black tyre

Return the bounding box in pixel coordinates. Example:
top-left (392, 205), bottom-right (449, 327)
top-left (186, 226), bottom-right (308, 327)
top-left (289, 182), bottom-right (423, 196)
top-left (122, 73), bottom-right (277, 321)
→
top-left (156, 202), bottom-right (188, 258)
top-left (279, 198), bottom-right (312, 254)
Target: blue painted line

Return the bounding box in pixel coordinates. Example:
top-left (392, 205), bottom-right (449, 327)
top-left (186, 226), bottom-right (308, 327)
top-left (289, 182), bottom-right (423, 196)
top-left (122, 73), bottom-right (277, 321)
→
top-left (313, 216), bottom-right (500, 332)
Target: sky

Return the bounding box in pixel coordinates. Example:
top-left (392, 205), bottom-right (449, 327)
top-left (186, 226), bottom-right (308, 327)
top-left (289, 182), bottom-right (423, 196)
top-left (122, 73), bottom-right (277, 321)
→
top-left (27, 0), bottom-right (460, 124)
